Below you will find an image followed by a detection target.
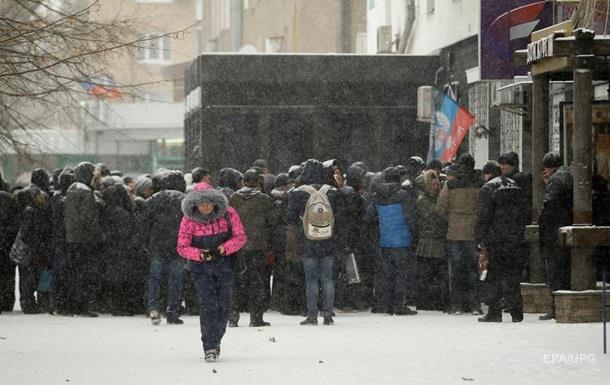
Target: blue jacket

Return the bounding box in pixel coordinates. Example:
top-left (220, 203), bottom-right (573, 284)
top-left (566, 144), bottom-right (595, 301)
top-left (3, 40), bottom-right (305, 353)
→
top-left (364, 182), bottom-right (416, 248)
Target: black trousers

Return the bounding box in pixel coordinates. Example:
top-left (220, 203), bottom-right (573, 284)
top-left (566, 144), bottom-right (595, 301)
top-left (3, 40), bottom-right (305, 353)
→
top-left (542, 243), bottom-right (571, 292)
top-left (0, 251), bottom-right (16, 311)
top-left (280, 260), bottom-right (307, 315)
top-left (486, 244), bottom-right (524, 318)
top-left (416, 256), bottom-right (449, 311)
top-left (57, 243), bottom-right (101, 314)
top-left (18, 263), bottom-right (41, 312)
top-left (229, 251), bottom-right (269, 324)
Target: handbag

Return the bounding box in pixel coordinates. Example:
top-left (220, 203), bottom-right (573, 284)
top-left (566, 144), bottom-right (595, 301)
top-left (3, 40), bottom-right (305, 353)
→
top-left (9, 228), bottom-right (30, 265)
top-left (38, 270), bottom-right (54, 292)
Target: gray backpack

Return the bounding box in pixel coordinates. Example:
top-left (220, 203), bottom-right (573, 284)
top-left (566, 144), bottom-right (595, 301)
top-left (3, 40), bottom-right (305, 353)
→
top-left (297, 184), bottom-right (334, 240)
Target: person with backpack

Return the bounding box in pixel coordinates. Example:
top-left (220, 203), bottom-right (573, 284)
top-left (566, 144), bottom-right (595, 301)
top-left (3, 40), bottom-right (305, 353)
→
top-left (363, 167), bottom-right (418, 315)
top-left (475, 161), bottom-right (528, 322)
top-left (288, 159), bottom-right (339, 326)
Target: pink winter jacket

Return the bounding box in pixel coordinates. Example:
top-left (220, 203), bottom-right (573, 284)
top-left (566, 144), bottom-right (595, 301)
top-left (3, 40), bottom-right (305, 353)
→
top-left (177, 202), bottom-right (247, 261)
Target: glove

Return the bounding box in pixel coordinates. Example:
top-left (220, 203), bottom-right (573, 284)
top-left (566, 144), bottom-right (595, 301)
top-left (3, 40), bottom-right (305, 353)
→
top-left (264, 250), bottom-right (275, 266)
top-left (199, 248), bottom-right (222, 262)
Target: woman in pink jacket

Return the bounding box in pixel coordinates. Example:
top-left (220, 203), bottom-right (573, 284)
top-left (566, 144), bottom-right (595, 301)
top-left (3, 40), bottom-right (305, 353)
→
top-left (177, 188), bottom-right (247, 362)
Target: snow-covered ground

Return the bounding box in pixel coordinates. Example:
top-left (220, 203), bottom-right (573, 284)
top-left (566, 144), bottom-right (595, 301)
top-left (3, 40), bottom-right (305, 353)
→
top-left (0, 309), bottom-right (607, 385)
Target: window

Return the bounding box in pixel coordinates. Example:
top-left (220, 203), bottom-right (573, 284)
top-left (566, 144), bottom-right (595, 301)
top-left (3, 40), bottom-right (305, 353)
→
top-left (211, 0), bottom-right (231, 39)
top-left (136, 33), bottom-right (172, 63)
top-left (265, 37), bottom-right (283, 53)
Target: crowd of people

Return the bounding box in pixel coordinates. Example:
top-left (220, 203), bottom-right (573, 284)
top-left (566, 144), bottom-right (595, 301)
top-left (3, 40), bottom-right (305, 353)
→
top-left (1, 151), bottom-right (606, 360)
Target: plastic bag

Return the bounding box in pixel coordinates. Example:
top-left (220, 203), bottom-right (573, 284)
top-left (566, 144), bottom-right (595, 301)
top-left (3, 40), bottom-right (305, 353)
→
top-left (344, 252), bottom-right (361, 284)
top-left (9, 228), bottom-right (30, 265)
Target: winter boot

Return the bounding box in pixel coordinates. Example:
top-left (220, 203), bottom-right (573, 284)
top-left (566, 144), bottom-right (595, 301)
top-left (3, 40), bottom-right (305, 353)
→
top-left (299, 317), bottom-right (318, 326)
top-left (204, 349), bottom-right (218, 362)
top-left (393, 305), bottom-right (418, 315)
top-left (478, 314), bottom-right (502, 322)
top-left (323, 316), bottom-right (334, 325)
top-left (249, 313), bottom-right (270, 327)
top-left (539, 310), bottom-right (555, 321)
top-left (149, 310), bottom-right (161, 325)
top-left (166, 311), bottom-right (184, 325)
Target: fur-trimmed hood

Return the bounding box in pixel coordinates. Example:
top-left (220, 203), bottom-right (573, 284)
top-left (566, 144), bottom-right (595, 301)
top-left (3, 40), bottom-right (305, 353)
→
top-left (181, 188), bottom-right (228, 224)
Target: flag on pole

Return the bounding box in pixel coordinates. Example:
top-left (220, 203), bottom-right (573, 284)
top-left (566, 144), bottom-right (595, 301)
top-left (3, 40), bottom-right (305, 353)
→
top-left (427, 91), bottom-right (474, 162)
top-left (80, 75), bottom-right (123, 99)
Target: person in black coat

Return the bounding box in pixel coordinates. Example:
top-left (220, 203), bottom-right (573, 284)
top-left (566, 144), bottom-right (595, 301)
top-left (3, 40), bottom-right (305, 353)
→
top-left (0, 181), bottom-right (19, 313)
top-left (144, 171), bottom-right (186, 324)
top-left (30, 168), bottom-right (51, 195)
top-left (475, 165), bottom-right (529, 323)
top-left (335, 165), bottom-right (371, 311)
top-left (593, 175), bottom-right (610, 283)
top-left (252, 159), bottom-right (276, 195)
top-left (217, 168), bottom-right (243, 198)
top-left (269, 172), bottom-right (304, 315)
top-left (18, 185), bottom-right (53, 314)
top-left (538, 152), bottom-right (573, 320)
top-left (51, 168), bottom-right (74, 314)
top-left (101, 181), bottom-right (145, 316)
top-left (288, 159), bottom-right (339, 325)
top-left (61, 161), bottom-right (105, 317)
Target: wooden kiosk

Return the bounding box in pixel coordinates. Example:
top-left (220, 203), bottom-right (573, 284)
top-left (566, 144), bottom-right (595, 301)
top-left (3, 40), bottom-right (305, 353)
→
top-left (516, 21), bottom-right (610, 323)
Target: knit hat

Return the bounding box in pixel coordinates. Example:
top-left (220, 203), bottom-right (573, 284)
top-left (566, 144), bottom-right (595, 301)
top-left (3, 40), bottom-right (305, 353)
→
top-left (482, 161), bottom-right (501, 178)
top-left (498, 152), bottom-right (519, 167)
top-left (243, 168), bottom-right (262, 188)
top-left (542, 152), bottom-right (562, 168)
top-left (457, 153), bottom-right (475, 169)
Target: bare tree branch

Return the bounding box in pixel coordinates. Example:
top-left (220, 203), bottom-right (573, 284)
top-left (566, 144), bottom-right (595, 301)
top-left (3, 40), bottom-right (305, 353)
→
top-left (0, 0), bottom-right (198, 152)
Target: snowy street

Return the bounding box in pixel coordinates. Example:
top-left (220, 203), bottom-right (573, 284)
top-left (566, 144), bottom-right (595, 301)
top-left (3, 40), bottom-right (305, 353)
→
top-left (0, 310), bottom-right (608, 385)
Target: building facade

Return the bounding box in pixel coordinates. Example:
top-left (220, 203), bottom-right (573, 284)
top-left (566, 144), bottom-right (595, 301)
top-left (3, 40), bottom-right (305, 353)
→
top-left (202, 0), bottom-right (367, 53)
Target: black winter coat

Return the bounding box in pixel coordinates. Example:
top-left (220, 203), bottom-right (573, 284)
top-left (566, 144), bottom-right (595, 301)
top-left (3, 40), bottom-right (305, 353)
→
top-left (539, 166), bottom-right (573, 245)
top-left (336, 185), bottom-right (366, 251)
top-left (21, 195), bottom-right (53, 270)
top-left (64, 182), bottom-right (105, 244)
top-left (0, 191), bottom-right (19, 256)
top-left (144, 190), bottom-right (185, 259)
top-left (506, 170), bottom-right (533, 223)
top-left (270, 186), bottom-right (291, 255)
top-left (475, 176), bottom-right (528, 247)
top-left (103, 185), bottom-right (145, 282)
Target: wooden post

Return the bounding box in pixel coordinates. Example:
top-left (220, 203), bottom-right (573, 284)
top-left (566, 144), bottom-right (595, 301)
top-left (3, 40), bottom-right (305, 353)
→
top-left (570, 28), bottom-right (596, 291)
top-left (531, 75), bottom-right (549, 223)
